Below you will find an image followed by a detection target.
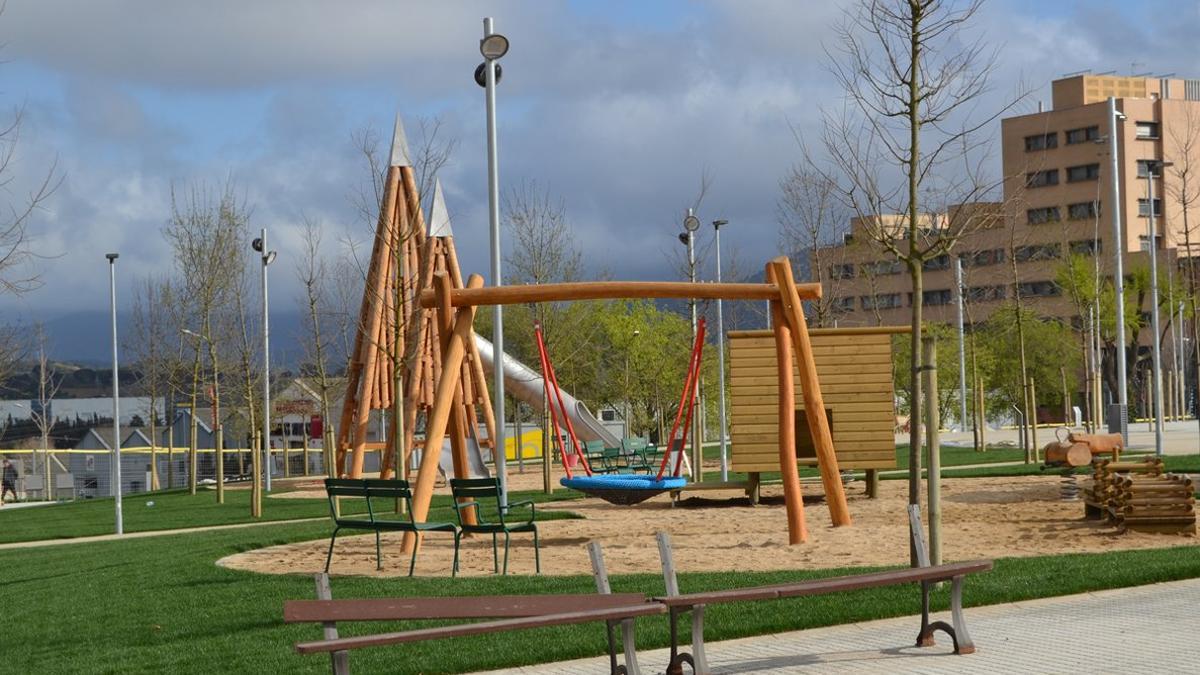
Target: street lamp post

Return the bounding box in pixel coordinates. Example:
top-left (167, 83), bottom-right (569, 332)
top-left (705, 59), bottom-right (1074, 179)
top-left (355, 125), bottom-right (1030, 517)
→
top-left (712, 219), bottom-right (730, 480)
top-left (479, 17), bottom-right (510, 507)
top-left (252, 232), bottom-right (276, 491)
top-left (106, 253), bottom-right (123, 535)
top-left (1147, 160), bottom-right (1172, 456)
top-left (1108, 98), bottom-right (1130, 442)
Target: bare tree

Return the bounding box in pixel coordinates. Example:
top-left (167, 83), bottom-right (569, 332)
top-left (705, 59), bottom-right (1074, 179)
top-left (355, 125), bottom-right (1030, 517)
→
top-left (129, 276), bottom-right (177, 490)
top-left (297, 218), bottom-right (339, 477)
top-left (163, 182), bottom-right (247, 501)
top-left (29, 325), bottom-right (62, 499)
top-left (1167, 105), bottom-right (1200, 431)
top-left (816, 0), bottom-right (1025, 547)
top-left (779, 164), bottom-right (851, 326)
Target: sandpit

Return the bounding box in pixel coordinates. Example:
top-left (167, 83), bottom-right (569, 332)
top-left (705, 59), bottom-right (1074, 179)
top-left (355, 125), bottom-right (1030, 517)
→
top-left (217, 473), bottom-right (1198, 578)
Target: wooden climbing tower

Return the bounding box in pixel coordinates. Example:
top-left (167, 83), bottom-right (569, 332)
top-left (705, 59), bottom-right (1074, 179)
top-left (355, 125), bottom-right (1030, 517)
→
top-left (336, 115), bottom-right (497, 482)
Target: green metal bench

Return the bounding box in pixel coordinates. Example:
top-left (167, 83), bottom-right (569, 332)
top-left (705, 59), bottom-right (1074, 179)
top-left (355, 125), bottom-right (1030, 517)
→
top-left (323, 478), bottom-right (460, 576)
top-left (450, 477), bottom-right (540, 575)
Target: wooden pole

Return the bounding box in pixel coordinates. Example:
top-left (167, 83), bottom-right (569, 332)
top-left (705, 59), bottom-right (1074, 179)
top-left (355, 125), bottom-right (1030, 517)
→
top-left (923, 336), bottom-right (941, 567)
top-left (768, 289), bottom-right (807, 545)
top-left (418, 280), bottom-right (819, 309)
top-left (769, 257), bottom-right (851, 527)
top-left (404, 273), bottom-right (483, 553)
top-left (434, 271), bottom-right (477, 526)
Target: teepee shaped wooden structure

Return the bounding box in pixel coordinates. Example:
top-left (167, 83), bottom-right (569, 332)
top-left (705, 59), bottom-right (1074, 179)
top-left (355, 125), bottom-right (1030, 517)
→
top-left (336, 115), bottom-right (496, 483)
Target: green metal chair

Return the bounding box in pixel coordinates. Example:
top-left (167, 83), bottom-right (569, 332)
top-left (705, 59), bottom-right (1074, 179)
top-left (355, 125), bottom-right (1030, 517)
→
top-left (449, 477), bottom-right (540, 575)
top-left (323, 478), bottom-right (460, 576)
top-left (622, 437), bottom-right (654, 474)
top-left (583, 439), bottom-right (612, 473)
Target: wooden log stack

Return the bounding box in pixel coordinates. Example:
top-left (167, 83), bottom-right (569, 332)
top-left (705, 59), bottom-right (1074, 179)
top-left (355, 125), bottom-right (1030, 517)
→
top-left (1084, 457), bottom-right (1195, 534)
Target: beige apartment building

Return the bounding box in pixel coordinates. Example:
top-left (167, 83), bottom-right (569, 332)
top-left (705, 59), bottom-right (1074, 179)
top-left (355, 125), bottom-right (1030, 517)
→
top-left (816, 73), bottom-right (1200, 330)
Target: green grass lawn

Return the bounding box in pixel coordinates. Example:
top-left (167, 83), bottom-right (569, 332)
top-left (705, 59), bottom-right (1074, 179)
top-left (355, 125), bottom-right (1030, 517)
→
top-left (0, 485), bottom-right (584, 545)
top-left (2, 516), bottom-right (1200, 674)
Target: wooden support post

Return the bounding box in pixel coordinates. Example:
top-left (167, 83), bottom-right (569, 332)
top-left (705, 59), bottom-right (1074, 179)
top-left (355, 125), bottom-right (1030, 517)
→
top-left (1029, 378), bottom-right (1039, 462)
top-left (404, 273), bottom-right (483, 553)
top-left (434, 272), bottom-right (477, 526)
top-left (766, 263), bottom-right (808, 545)
top-left (588, 541), bottom-right (642, 675)
top-left (865, 469), bottom-right (879, 499)
top-left (314, 573), bottom-right (350, 675)
top-left (923, 336), bottom-right (941, 567)
top-left (770, 257), bottom-right (851, 527)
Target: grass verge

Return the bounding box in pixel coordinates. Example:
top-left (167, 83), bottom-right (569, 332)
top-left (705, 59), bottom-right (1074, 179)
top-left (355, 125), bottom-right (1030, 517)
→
top-left (2, 517), bottom-right (1199, 674)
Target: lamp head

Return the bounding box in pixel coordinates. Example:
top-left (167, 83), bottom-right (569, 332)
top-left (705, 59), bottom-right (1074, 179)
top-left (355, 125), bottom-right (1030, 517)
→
top-left (683, 214), bottom-right (700, 232)
top-left (712, 219), bottom-right (729, 229)
top-left (677, 232), bottom-right (689, 245)
top-left (474, 62), bottom-right (503, 87)
top-left (480, 33), bottom-right (509, 60)
top-left (251, 237), bottom-right (264, 253)
top-left (264, 251), bottom-right (277, 266)
top-left (105, 253), bottom-right (119, 261)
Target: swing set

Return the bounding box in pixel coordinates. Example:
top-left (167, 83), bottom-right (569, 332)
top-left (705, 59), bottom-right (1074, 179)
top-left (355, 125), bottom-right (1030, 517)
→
top-left (533, 319), bottom-right (707, 505)
top-left (404, 257), bottom-right (851, 548)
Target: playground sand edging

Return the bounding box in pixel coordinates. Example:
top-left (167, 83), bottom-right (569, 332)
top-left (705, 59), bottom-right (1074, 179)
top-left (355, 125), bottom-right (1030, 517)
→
top-left (217, 474), bottom-right (1197, 578)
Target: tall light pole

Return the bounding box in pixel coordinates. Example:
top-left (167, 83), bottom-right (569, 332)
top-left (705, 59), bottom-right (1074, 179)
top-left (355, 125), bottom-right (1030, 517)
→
top-left (252, 232), bottom-right (276, 491)
top-left (1108, 98), bottom-right (1129, 442)
top-left (479, 17), bottom-right (510, 506)
top-left (106, 253), bottom-right (123, 535)
top-left (681, 210), bottom-right (700, 479)
top-left (712, 219), bottom-right (730, 480)
top-left (954, 258), bottom-right (969, 432)
top-left (1147, 159), bottom-right (1172, 455)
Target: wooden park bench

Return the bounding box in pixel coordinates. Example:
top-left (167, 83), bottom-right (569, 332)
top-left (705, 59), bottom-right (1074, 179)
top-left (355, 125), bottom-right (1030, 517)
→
top-left (652, 506), bottom-right (992, 674)
top-left (288, 543), bottom-right (659, 675)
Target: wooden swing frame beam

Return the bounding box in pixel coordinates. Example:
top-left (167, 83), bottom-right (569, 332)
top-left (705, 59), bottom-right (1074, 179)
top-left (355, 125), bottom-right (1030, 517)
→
top-left (406, 257), bottom-right (849, 550)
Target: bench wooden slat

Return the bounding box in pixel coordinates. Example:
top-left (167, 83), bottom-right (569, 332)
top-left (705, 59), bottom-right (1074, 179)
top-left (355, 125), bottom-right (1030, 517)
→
top-left (655, 560), bottom-right (993, 607)
top-left (294, 604), bottom-right (668, 654)
top-left (285, 593), bottom-right (649, 623)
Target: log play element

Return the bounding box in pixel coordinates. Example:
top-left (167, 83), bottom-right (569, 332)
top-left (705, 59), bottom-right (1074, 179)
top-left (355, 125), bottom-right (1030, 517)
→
top-left (336, 115), bottom-right (497, 486)
top-left (1084, 457), bottom-right (1195, 534)
top-left (410, 255), bottom-right (851, 547)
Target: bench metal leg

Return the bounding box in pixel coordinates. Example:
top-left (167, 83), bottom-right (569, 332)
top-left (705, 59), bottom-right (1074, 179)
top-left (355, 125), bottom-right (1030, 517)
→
top-left (502, 532), bottom-right (511, 575)
top-left (315, 574), bottom-right (350, 675)
top-left (408, 532), bottom-right (418, 577)
top-left (916, 575), bottom-right (975, 654)
top-left (533, 527), bottom-right (541, 574)
top-left (375, 530), bottom-right (383, 571)
top-left (491, 533), bottom-right (499, 573)
top-left (691, 605), bottom-right (708, 673)
top-left (666, 608), bottom-right (699, 675)
top-left (324, 527), bottom-right (340, 574)
top-left (452, 531), bottom-right (461, 577)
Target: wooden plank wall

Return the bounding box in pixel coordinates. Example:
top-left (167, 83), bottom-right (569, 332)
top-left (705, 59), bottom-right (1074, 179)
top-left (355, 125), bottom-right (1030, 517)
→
top-left (728, 327), bottom-right (902, 472)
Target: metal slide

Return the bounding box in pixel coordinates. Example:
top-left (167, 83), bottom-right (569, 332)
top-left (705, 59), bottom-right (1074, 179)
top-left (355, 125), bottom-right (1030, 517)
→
top-left (473, 333), bottom-right (621, 447)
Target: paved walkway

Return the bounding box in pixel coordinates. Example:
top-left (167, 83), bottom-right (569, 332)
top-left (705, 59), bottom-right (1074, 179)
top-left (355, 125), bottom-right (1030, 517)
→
top-left (0, 516), bottom-right (326, 550)
top-left (478, 577), bottom-right (1200, 674)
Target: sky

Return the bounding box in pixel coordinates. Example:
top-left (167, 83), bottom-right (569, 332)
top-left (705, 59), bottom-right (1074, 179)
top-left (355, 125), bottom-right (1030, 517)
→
top-left (1, 0), bottom-right (1198, 327)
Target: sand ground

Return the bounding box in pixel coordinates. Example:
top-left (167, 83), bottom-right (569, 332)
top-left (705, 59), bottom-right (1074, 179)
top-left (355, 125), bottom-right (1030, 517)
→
top-left (217, 471), bottom-right (1197, 578)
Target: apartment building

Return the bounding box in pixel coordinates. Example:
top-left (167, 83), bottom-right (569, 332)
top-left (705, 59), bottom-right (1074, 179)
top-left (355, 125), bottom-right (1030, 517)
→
top-left (815, 73), bottom-right (1200, 329)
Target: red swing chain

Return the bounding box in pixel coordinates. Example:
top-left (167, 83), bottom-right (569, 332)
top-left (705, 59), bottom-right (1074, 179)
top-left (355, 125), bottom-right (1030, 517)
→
top-left (533, 322), bottom-right (593, 478)
top-left (656, 318), bottom-right (707, 480)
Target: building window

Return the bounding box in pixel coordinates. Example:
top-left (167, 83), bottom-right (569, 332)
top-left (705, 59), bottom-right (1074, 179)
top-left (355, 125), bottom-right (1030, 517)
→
top-left (1017, 280), bottom-right (1062, 297)
top-left (1069, 239), bottom-right (1101, 256)
top-left (1026, 170), bottom-right (1059, 188)
top-left (966, 285), bottom-right (1006, 302)
top-left (960, 248), bottom-right (1005, 267)
top-left (861, 293), bottom-right (901, 310)
top-left (922, 254), bottom-right (950, 271)
top-left (1014, 243), bottom-right (1062, 263)
top-left (1136, 121), bottom-right (1160, 139)
top-left (861, 259), bottom-right (902, 276)
top-left (1024, 132), bottom-right (1058, 151)
top-left (600, 409), bottom-right (616, 422)
top-left (1066, 163), bottom-right (1101, 182)
top-left (1137, 198), bottom-right (1163, 217)
top-left (1067, 201), bottom-right (1099, 220)
top-left (1027, 206), bottom-right (1062, 224)
top-left (922, 289), bottom-right (953, 306)
top-left (832, 296), bottom-right (855, 312)
top-left (1065, 126), bottom-right (1100, 144)
top-left (827, 263), bottom-right (855, 280)
top-left (1136, 159), bottom-right (1167, 178)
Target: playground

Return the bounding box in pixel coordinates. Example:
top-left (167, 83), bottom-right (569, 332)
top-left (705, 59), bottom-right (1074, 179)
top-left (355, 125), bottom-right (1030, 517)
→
top-left (218, 472), bottom-right (1197, 578)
